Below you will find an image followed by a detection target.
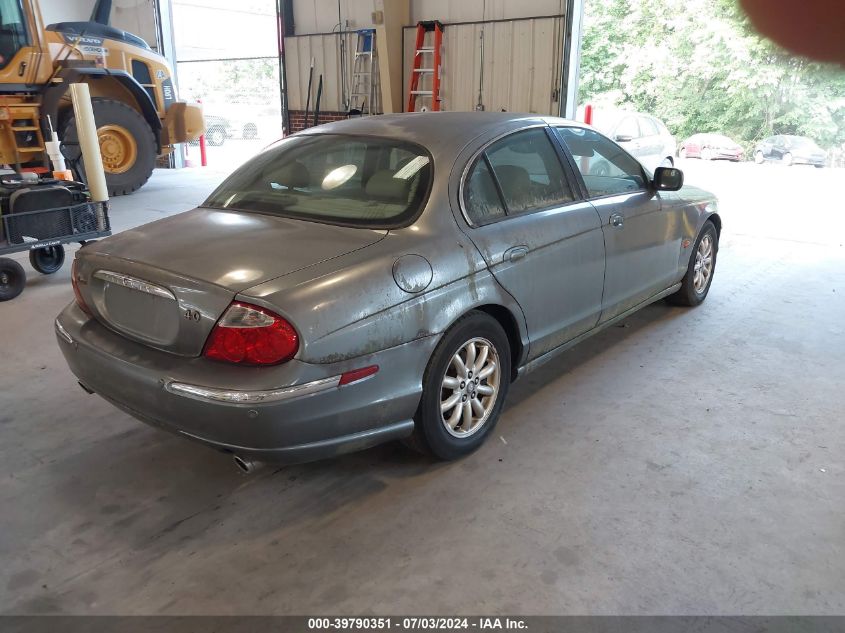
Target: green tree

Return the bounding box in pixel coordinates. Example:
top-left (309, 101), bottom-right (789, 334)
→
top-left (579, 0), bottom-right (845, 149)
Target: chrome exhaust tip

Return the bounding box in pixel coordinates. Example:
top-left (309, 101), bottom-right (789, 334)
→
top-left (233, 455), bottom-right (262, 475)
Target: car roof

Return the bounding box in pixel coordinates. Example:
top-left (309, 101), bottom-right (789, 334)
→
top-left (297, 112), bottom-right (589, 158)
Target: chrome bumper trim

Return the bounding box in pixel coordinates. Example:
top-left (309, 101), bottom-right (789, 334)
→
top-left (55, 318), bottom-right (73, 345)
top-left (165, 375), bottom-right (342, 404)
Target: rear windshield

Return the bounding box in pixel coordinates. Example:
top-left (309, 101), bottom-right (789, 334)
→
top-left (204, 134), bottom-right (433, 227)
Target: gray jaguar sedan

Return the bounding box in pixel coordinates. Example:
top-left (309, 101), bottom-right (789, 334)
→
top-left (56, 113), bottom-right (720, 469)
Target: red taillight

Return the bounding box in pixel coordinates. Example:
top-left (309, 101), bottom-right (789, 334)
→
top-left (203, 301), bottom-right (299, 366)
top-left (71, 259), bottom-right (92, 315)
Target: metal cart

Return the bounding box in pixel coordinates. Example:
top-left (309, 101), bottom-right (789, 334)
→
top-left (0, 199), bottom-right (111, 301)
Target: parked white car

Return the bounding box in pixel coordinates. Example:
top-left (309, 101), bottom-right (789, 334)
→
top-left (584, 109), bottom-right (677, 173)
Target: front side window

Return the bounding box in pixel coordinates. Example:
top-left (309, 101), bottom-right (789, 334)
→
top-left (0, 0), bottom-right (29, 69)
top-left (557, 127), bottom-right (648, 198)
top-left (204, 134), bottom-right (432, 227)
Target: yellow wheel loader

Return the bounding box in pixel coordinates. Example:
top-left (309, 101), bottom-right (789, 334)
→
top-left (0, 0), bottom-right (204, 195)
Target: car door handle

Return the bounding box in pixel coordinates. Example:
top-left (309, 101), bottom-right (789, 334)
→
top-left (504, 246), bottom-right (529, 263)
top-left (609, 213), bottom-right (624, 228)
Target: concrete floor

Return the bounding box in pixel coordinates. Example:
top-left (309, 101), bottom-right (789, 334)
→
top-left (1, 159), bottom-right (843, 615)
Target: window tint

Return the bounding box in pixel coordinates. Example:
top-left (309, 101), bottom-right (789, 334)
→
top-left (639, 117), bottom-right (660, 137)
top-left (484, 128), bottom-right (574, 215)
top-left (204, 134), bottom-right (432, 227)
top-left (464, 158), bottom-right (506, 225)
top-left (557, 127), bottom-right (648, 198)
top-left (0, 0), bottom-right (29, 69)
top-left (615, 117), bottom-right (640, 140)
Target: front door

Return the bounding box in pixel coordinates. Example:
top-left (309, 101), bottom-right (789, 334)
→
top-left (460, 127), bottom-right (606, 360)
top-left (556, 126), bottom-right (683, 322)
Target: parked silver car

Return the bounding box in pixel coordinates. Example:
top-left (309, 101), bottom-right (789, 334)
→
top-left (56, 113), bottom-right (721, 468)
top-left (588, 109), bottom-right (677, 173)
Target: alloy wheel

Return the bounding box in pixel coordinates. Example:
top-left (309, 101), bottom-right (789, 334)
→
top-left (440, 337), bottom-right (501, 438)
top-left (693, 234), bottom-right (714, 294)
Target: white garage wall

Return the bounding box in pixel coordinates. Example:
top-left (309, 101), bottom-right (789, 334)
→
top-left (285, 0), bottom-right (566, 114)
top-left (291, 0), bottom-right (565, 34)
top-left (402, 17), bottom-right (564, 114)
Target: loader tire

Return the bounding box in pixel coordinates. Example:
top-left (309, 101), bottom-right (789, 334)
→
top-left (60, 98), bottom-right (157, 196)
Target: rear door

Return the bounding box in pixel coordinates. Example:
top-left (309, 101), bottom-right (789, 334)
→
top-left (459, 126), bottom-right (605, 360)
top-left (555, 126), bottom-right (683, 322)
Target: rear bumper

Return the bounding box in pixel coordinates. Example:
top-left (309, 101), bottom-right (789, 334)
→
top-left (56, 302), bottom-right (435, 464)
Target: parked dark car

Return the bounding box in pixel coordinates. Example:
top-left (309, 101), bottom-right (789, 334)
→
top-left (56, 113), bottom-right (721, 469)
top-left (754, 135), bottom-right (826, 167)
top-left (679, 134), bottom-right (744, 162)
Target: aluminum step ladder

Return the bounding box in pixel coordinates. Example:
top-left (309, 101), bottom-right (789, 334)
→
top-left (407, 21), bottom-right (444, 112)
top-left (348, 29), bottom-right (379, 116)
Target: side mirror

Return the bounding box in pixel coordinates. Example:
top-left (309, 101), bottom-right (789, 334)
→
top-left (615, 134), bottom-right (633, 143)
top-left (653, 166), bottom-right (684, 191)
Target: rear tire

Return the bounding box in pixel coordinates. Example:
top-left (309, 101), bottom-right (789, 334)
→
top-left (60, 98), bottom-right (156, 197)
top-left (243, 123), bottom-right (258, 139)
top-left (0, 258), bottom-right (26, 301)
top-left (29, 245), bottom-right (65, 275)
top-left (407, 312), bottom-right (511, 460)
top-left (754, 150), bottom-right (765, 164)
top-left (667, 220), bottom-right (718, 307)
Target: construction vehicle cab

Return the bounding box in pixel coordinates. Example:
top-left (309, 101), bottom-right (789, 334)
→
top-left (0, 0), bottom-right (203, 195)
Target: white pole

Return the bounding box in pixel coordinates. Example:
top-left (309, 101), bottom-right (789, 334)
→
top-left (69, 83), bottom-right (109, 202)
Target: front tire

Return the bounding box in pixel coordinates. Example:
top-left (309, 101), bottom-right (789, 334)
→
top-left (667, 220), bottom-right (718, 307)
top-left (206, 127), bottom-right (226, 146)
top-left (754, 150), bottom-right (765, 164)
top-left (0, 258), bottom-right (26, 301)
top-left (783, 152), bottom-right (794, 166)
top-left (408, 312), bottom-right (511, 460)
top-left (60, 98), bottom-right (156, 197)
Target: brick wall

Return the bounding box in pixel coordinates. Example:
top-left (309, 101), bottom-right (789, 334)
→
top-left (288, 110), bottom-right (350, 133)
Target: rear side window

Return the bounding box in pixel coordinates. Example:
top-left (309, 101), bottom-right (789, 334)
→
top-left (615, 117), bottom-right (640, 140)
top-left (463, 128), bottom-right (574, 224)
top-left (464, 158), bottom-right (506, 224)
top-left (639, 117), bottom-right (659, 137)
top-left (557, 127), bottom-right (647, 198)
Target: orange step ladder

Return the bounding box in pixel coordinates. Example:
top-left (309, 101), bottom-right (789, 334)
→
top-left (407, 21), bottom-right (444, 112)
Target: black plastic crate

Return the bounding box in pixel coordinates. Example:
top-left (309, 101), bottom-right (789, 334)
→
top-left (2, 203), bottom-right (110, 245)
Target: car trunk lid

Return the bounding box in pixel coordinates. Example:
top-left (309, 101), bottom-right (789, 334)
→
top-left (76, 208), bottom-right (386, 356)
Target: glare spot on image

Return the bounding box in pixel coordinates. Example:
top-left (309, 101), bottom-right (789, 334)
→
top-left (321, 164), bottom-right (357, 190)
top-left (393, 156), bottom-right (430, 180)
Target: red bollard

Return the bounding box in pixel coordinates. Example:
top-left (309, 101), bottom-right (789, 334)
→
top-left (584, 103), bottom-right (593, 125)
top-left (199, 132), bottom-right (208, 167)
top-left (197, 98), bottom-right (208, 167)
